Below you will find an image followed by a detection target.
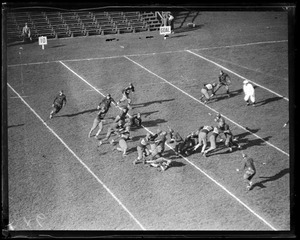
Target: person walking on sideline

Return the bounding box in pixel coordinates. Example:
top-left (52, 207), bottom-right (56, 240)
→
top-left (49, 90), bottom-right (67, 119)
top-left (243, 80), bottom-right (256, 106)
top-left (22, 23), bottom-right (32, 42)
top-left (237, 154), bottom-right (256, 191)
top-left (211, 70), bottom-right (231, 98)
top-left (168, 12), bottom-right (175, 34)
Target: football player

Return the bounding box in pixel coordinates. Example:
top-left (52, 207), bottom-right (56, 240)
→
top-left (211, 70), bottom-right (231, 98)
top-left (49, 90), bottom-right (67, 119)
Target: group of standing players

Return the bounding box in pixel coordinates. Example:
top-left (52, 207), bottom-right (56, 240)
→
top-left (48, 70), bottom-right (257, 190)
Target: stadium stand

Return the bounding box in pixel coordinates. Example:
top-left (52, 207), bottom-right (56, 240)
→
top-left (6, 10), bottom-right (162, 42)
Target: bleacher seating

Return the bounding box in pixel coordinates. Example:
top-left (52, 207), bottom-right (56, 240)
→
top-left (6, 10), bottom-right (161, 42)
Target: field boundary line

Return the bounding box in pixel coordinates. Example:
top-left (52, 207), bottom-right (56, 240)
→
top-left (59, 61), bottom-right (277, 231)
top-left (186, 50), bottom-right (289, 101)
top-left (8, 40), bottom-right (287, 68)
top-left (7, 83), bottom-right (146, 231)
top-left (124, 56), bottom-right (289, 157)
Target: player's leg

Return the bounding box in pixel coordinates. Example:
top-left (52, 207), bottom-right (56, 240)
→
top-left (50, 105), bottom-right (60, 119)
top-left (88, 118), bottom-right (99, 138)
top-left (244, 94), bottom-right (251, 106)
top-left (119, 139), bottom-right (128, 156)
top-left (200, 135), bottom-right (207, 154)
top-left (203, 136), bottom-right (216, 156)
top-left (211, 83), bottom-right (221, 97)
top-left (133, 145), bottom-right (144, 164)
top-left (117, 94), bottom-right (127, 105)
top-left (225, 85), bottom-right (230, 97)
top-left (250, 94), bottom-right (256, 106)
top-left (95, 120), bottom-right (104, 138)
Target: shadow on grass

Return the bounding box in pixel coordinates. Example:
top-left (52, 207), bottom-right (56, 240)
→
top-left (142, 118), bottom-right (168, 128)
top-left (254, 96), bottom-right (285, 107)
top-left (252, 168), bottom-right (289, 190)
top-left (57, 108), bottom-right (98, 118)
top-left (170, 161), bottom-right (186, 168)
top-left (140, 110), bottom-right (159, 118)
top-left (209, 88), bottom-right (243, 103)
top-left (132, 98), bottom-right (175, 109)
top-left (8, 123), bottom-right (24, 128)
top-left (51, 44), bottom-right (66, 48)
top-left (174, 25), bottom-right (204, 34)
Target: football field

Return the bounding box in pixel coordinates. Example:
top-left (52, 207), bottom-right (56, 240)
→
top-left (6, 11), bottom-right (291, 231)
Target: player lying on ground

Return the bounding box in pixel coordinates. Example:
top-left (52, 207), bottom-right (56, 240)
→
top-left (144, 131), bottom-right (172, 172)
top-left (210, 70), bottom-right (231, 98)
top-left (200, 82), bottom-right (217, 104)
top-left (49, 90), bottom-right (67, 119)
top-left (112, 127), bottom-right (131, 157)
top-left (180, 130), bottom-right (199, 156)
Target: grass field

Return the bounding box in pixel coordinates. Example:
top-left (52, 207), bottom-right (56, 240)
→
top-left (5, 11), bottom-right (292, 232)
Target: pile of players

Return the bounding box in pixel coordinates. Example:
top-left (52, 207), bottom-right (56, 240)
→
top-left (49, 81), bottom-right (242, 173)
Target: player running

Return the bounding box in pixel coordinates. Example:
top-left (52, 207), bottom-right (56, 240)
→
top-left (117, 83), bottom-right (135, 107)
top-left (200, 82), bottom-right (217, 104)
top-left (88, 108), bottom-right (107, 139)
top-left (237, 154), bottom-right (256, 190)
top-left (49, 90), bottom-right (67, 119)
top-left (211, 70), bottom-right (231, 98)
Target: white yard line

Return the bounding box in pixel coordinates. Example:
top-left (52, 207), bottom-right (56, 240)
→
top-left (197, 53), bottom-right (288, 81)
top-left (7, 83), bottom-right (146, 231)
top-left (124, 56), bottom-right (289, 157)
top-left (8, 40), bottom-right (287, 68)
top-left (59, 61), bottom-right (277, 231)
top-left (186, 50), bottom-right (289, 101)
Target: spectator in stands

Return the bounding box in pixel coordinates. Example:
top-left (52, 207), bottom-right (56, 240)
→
top-left (168, 12), bottom-right (174, 34)
top-left (22, 23), bottom-right (32, 42)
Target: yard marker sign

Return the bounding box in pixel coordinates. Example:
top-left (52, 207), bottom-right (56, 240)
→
top-left (38, 36), bottom-right (47, 50)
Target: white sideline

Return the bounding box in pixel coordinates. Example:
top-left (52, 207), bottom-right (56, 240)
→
top-left (7, 40), bottom-right (287, 68)
top-left (59, 61), bottom-right (277, 231)
top-left (124, 56), bottom-right (289, 157)
top-left (186, 50), bottom-right (289, 101)
top-left (7, 83), bottom-right (146, 231)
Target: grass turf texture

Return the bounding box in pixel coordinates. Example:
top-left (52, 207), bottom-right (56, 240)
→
top-left (7, 11), bottom-right (290, 231)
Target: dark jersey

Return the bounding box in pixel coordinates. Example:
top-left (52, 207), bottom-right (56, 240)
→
top-left (220, 123), bottom-right (232, 136)
top-left (53, 94), bottom-right (66, 107)
top-left (96, 110), bottom-right (106, 121)
top-left (243, 157), bottom-right (256, 172)
top-left (99, 97), bottom-right (115, 112)
top-left (122, 85), bottom-right (135, 95)
top-left (219, 72), bottom-right (230, 85)
top-left (170, 131), bottom-right (183, 143)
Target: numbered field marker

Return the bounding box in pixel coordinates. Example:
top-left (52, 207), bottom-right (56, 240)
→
top-left (38, 36), bottom-right (47, 50)
top-left (160, 26), bottom-right (171, 36)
